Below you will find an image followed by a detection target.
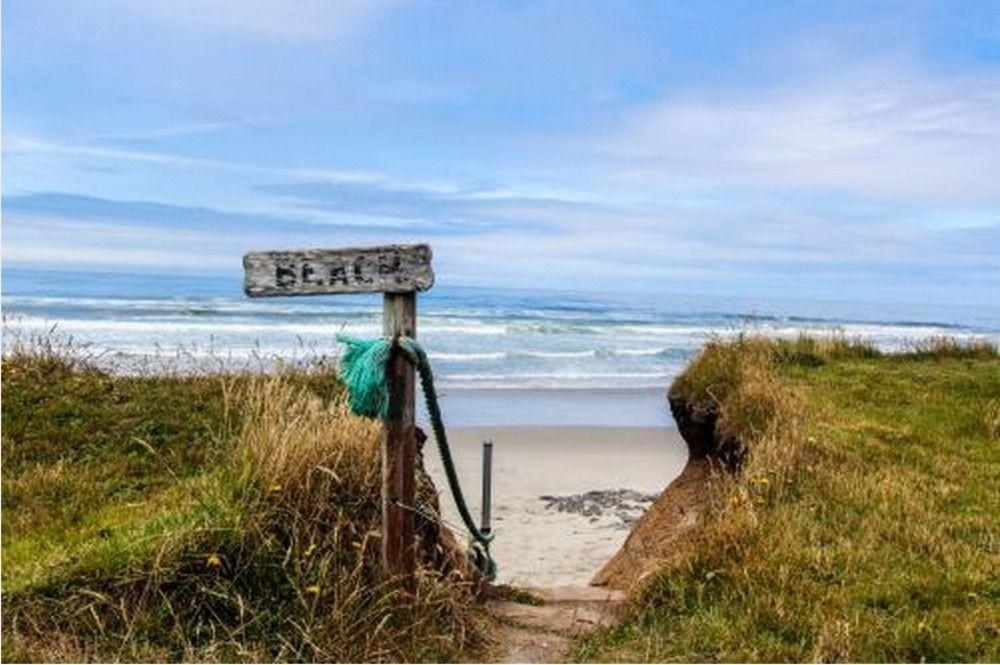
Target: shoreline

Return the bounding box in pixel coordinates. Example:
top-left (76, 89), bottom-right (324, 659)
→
top-left (427, 388), bottom-right (675, 427)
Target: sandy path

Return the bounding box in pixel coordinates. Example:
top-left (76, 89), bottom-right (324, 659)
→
top-left (424, 426), bottom-right (687, 587)
top-left (487, 586), bottom-right (625, 663)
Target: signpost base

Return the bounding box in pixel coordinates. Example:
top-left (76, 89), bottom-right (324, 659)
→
top-left (244, 245), bottom-right (433, 591)
top-left (382, 292), bottom-right (417, 590)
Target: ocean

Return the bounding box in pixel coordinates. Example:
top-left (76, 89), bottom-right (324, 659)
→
top-left (3, 267), bottom-right (998, 426)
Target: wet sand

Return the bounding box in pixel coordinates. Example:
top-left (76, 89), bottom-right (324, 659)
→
top-left (426, 388), bottom-right (674, 427)
top-left (423, 426), bottom-right (687, 587)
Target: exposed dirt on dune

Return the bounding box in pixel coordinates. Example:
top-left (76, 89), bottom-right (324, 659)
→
top-left (591, 457), bottom-right (712, 589)
top-left (592, 393), bottom-right (732, 590)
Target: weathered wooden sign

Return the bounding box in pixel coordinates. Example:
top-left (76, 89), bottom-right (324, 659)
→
top-left (243, 244), bottom-right (434, 297)
top-left (242, 243), bottom-right (433, 591)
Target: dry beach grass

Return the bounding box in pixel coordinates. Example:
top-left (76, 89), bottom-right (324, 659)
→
top-left (1, 335), bottom-right (487, 662)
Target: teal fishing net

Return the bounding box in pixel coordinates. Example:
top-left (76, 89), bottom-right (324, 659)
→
top-left (336, 335), bottom-right (393, 419)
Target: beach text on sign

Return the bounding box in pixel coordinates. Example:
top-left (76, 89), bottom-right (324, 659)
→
top-left (243, 244), bottom-right (434, 297)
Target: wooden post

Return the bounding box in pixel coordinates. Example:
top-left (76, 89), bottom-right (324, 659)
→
top-left (382, 292), bottom-right (417, 588)
top-left (242, 244), bottom-right (433, 590)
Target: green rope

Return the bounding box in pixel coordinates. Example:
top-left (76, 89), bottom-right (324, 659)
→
top-left (337, 334), bottom-right (497, 581)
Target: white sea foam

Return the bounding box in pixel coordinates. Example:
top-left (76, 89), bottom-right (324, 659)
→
top-left (514, 350), bottom-right (596, 358)
top-left (6, 315), bottom-right (381, 337)
top-left (5, 271), bottom-right (997, 391)
top-left (429, 351), bottom-right (507, 361)
top-left (601, 347), bottom-right (669, 357)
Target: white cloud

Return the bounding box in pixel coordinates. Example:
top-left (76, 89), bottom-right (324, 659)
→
top-left (2, 135), bottom-right (375, 183)
top-left (596, 61), bottom-right (1000, 205)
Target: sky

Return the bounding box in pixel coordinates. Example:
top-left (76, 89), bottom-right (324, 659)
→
top-left (3, 0), bottom-right (999, 304)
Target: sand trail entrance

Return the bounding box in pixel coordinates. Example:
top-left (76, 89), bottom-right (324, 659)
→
top-left (487, 585), bottom-right (625, 662)
top-left (425, 426), bottom-right (687, 586)
top-left (423, 426), bottom-right (685, 661)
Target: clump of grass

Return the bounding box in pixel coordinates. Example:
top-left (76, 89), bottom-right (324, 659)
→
top-left (234, 375), bottom-right (381, 506)
top-left (668, 334), bottom-right (801, 475)
top-left (1, 325), bottom-right (99, 377)
top-left (670, 334), bottom-right (878, 432)
top-left (2, 341), bottom-right (486, 662)
top-left (903, 335), bottom-right (998, 360)
top-left (983, 399), bottom-right (1000, 440)
top-left (579, 335), bottom-right (1000, 662)
top-left (772, 333), bottom-right (882, 365)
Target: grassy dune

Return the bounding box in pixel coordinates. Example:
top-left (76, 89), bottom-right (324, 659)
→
top-left (4, 334), bottom-right (998, 662)
top-left (1, 341), bottom-right (486, 662)
top-left (578, 336), bottom-right (999, 662)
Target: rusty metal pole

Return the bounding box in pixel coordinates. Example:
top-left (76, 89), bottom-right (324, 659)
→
top-left (481, 438), bottom-right (493, 536)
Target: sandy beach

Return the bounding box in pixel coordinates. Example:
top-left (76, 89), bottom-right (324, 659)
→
top-left (424, 425), bottom-right (687, 587)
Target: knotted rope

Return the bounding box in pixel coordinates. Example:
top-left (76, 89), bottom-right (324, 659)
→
top-left (337, 334), bottom-right (497, 580)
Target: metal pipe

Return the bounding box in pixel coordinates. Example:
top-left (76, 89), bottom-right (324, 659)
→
top-left (481, 438), bottom-right (493, 535)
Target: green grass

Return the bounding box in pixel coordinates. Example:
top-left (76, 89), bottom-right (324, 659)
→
top-left (2, 342), bottom-right (486, 662)
top-left (577, 335), bottom-right (1000, 662)
top-left (6, 332), bottom-right (998, 662)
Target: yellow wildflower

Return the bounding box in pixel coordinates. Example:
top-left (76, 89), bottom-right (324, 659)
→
top-left (268, 483), bottom-right (282, 493)
top-left (305, 585), bottom-right (321, 596)
top-left (205, 554), bottom-right (222, 568)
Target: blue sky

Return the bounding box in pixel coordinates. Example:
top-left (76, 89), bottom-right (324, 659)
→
top-left (3, 1), bottom-right (999, 304)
